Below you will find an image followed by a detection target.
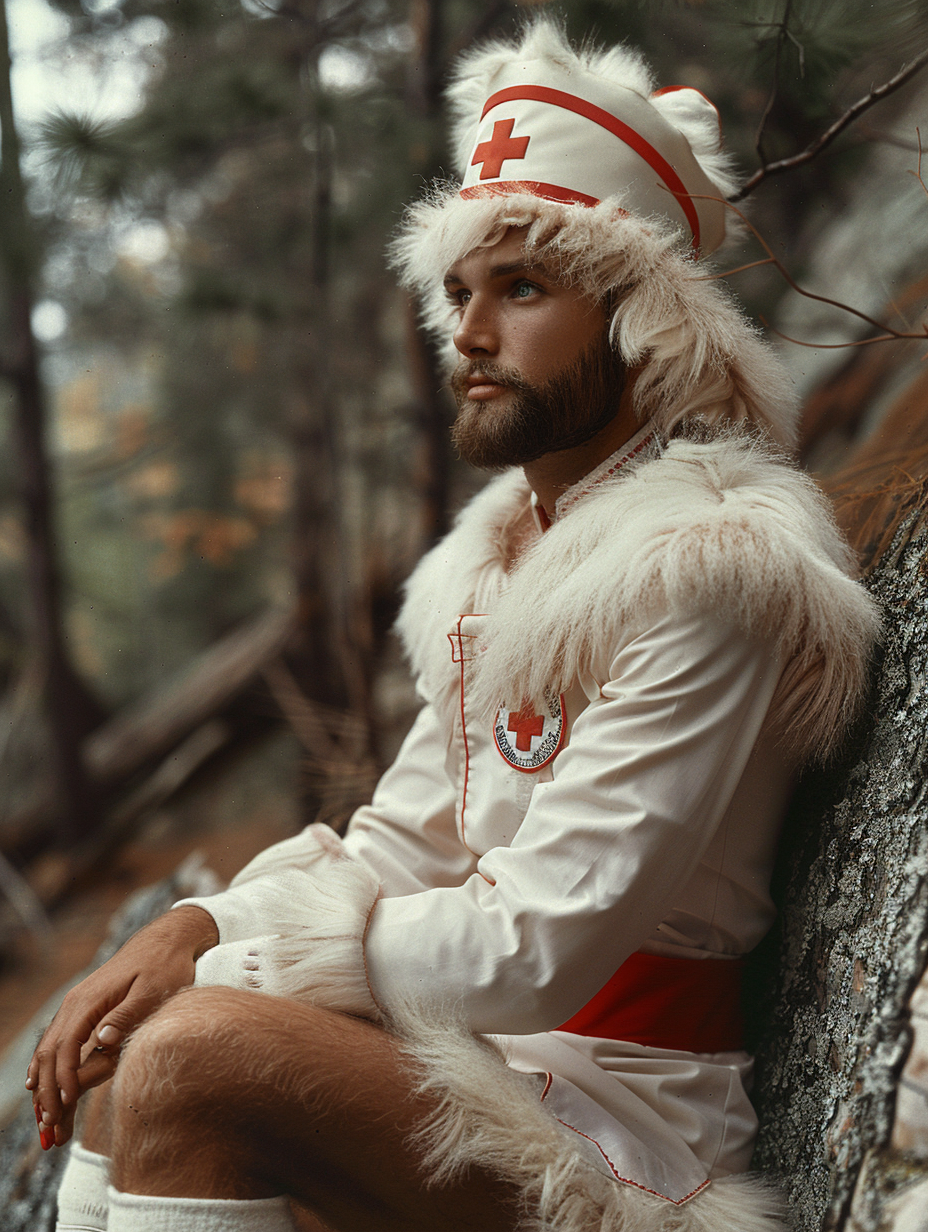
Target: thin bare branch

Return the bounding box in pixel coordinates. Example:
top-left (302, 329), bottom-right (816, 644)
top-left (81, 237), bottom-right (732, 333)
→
top-left (907, 127), bottom-right (928, 201)
top-left (704, 256), bottom-right (777, 278)
top-left (754, 0), bottom-right (795, 164)
top-left (761, 326), bottom-right (904, 349)
top-left (734, 47), bottom-right (928, 201)
top-left (692, 193), bottom-right (928, 348)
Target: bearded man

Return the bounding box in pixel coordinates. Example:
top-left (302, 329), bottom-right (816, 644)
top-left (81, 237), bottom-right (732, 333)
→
top-left (33, 19), bottom-right (879, 1232)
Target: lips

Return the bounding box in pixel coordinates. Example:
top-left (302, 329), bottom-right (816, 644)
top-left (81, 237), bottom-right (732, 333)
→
top-left (465, 373), bottom-right (508, 400)
top-left (451, 362), bottom-right (523, 406)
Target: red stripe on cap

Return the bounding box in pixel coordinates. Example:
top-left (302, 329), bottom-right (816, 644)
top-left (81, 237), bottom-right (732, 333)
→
top-left (460, 180), bottom-right (601, 207)
top-left (480, 84), bottom-right (700, 250)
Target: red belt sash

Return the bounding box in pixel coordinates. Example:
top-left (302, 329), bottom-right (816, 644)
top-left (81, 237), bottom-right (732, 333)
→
top-left (557, 950), bottom-right (745, 1053)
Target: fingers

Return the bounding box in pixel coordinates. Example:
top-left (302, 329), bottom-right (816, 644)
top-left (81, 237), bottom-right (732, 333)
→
top-left (33, 1096), bottom-right (77, 1150)
top-left (54, 1030), bottom-right (87, 1113)
top-left (53, 1048), bottom-right (117, 1147)
top-left (24, 917), bottom-right (202, 1149)
top-left (28, 1034), bottom-right (121, 1149)
top-left (33, 1100), bottom-right (54, 1151)
top-left (29, 1040), bottom-right (71, 1133)
top-left (26, 992), bottom-right (127, 1143)
top-left (27, 988), bottom-right (160, 1146)
top-left (78, 1046), bottom-right (120, 1090)
top-left (55, 1101), bottom-right (77, 1148)
top-left (32, 998), bottom-right (100, 1122)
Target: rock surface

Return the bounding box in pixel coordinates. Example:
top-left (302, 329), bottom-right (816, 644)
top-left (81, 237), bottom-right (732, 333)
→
top-left (0, 858), bottom-right (219, 1232)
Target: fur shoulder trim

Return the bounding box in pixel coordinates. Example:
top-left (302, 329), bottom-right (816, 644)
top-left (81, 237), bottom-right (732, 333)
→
top-left (400, 434), bottom-right (881, 761)
top-left (480, 433), bottom-right (881, 760)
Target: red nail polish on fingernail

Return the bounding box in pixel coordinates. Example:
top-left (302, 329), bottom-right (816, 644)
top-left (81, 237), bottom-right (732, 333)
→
top-left (40, 1127), bottom-right (54, 1151)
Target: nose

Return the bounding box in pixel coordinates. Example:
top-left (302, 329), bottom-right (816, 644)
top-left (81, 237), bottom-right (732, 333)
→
top-left (452, 298), bottom-right (498, 358)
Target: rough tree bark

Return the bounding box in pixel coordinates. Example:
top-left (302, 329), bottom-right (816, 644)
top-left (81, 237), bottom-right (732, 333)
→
top-left (750, 504), bottom-right (928, 1229)
top-left (0, 859), bottom-right (222, 1229)
top-left (750, 338), bottom-right (928, 1227)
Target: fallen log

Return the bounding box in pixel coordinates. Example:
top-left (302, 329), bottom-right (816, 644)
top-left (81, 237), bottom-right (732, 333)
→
top-left (0, 605), bottom-right (294, 864)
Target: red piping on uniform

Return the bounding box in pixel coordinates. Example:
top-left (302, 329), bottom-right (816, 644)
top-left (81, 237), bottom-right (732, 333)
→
top-left (460, 180), bottom-right (601, 207)
top-left (451, 615), bottom-right (494, 880)
top-left (539, 1083), bottom-right (710, 1204)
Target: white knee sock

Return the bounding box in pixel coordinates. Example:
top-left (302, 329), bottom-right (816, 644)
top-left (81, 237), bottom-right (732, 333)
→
top-left (106, 1188), bottom-right (296, 1231)
top-left (55, 1142), bottom-right (111, 1231)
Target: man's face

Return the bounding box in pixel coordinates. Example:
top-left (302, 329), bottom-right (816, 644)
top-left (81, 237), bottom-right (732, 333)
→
top-left (443, 228), bottom-right (625, 470)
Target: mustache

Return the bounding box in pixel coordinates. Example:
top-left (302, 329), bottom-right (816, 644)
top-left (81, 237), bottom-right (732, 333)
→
top-left (449, 360), bottom-right (531, 398)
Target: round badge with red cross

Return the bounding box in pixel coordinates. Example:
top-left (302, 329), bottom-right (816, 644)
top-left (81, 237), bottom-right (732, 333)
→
top-left (494, 693), bottom-right (566, 773)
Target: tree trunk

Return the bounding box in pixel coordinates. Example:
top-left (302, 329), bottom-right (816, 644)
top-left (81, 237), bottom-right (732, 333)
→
top-left (750, 507), bottom-right (928, 1229)
top-left (404, 0), bottom-right (455, 551)
top-left (0, 0), bottom-right (99, 842)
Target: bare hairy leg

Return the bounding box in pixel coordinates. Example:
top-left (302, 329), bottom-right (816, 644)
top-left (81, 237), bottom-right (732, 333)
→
top-left (75, 1078), bottom-right (114, 1157)
top-left (107, 986), bottom-right (520, 1232)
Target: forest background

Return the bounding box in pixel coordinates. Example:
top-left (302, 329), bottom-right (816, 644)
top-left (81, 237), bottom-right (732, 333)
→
top-left (1, 0), bottom-right (928, 1027)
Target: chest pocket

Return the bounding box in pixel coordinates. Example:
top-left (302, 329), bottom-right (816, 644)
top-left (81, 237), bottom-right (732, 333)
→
top-left (449, 614), bottom-right (587, 856)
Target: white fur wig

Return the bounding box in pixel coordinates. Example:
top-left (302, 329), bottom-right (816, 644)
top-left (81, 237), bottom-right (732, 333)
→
top-left (391, 19), bottom-right (799, 450)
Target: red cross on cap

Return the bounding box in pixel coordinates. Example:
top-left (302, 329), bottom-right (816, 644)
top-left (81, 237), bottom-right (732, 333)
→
top-left (471, 117), bottom-right (530, 180)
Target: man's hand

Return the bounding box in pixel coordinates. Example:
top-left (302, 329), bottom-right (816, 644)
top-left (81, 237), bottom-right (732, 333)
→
top-left (26, 904), bottom-right (219, 1149)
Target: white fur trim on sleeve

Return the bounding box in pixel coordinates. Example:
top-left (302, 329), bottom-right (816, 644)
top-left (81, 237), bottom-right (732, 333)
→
top-left (193, 853), bottom-right (382, 1020)
top-left (174, 822), bottom-right (354, 944)
top-left (228, 820), bottom-right (346, 887)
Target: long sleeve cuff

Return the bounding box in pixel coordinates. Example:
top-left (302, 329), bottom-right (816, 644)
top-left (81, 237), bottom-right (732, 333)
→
top-left (175, 822), bottom-right (348, 944)
top-left (183, 828), bottom-right (382, 1020)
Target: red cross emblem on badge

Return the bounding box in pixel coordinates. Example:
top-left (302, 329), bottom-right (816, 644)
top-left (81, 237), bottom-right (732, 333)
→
top-left (471, 118), bottom-right (530, 180)
top-left (507, 704), bottom-right (545, 751)
top-left (494, 694), bottom-right (566, 773)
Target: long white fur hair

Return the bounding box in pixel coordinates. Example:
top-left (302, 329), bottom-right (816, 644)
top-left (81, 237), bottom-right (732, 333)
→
top-left (390, 18), bottom-right (799, 451)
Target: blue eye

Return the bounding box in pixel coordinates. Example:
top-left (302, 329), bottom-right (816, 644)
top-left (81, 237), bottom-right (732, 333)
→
top-left (513, 280), bottom-right (536, 299)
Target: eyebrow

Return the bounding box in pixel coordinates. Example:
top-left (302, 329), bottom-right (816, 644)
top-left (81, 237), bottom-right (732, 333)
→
top-left (443, 260), bottom-right (549, 288)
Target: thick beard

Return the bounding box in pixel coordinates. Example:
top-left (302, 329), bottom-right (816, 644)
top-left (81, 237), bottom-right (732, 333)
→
top-left (449, 334), bottom-right (628, 471)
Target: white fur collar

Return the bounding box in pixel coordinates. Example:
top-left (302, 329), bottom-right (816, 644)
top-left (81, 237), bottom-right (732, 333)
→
top-left (397, 431), bottom-right (881, 761)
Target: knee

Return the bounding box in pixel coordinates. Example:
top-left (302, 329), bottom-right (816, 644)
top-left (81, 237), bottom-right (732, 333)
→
top-left (109, 987), bottom-right (266, 1181)
top-left (108, 987), bottom-right (274, 1191)
top-left (112, 987), bottom-right (256, 1123)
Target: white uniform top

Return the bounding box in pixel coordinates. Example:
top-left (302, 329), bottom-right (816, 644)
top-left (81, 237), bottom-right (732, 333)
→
top-left (334, 429), bottom-right (795, 1201)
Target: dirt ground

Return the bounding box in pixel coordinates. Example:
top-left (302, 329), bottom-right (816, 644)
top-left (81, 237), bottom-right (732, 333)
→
top-left (0, 736), bottom-right (302, 1057)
